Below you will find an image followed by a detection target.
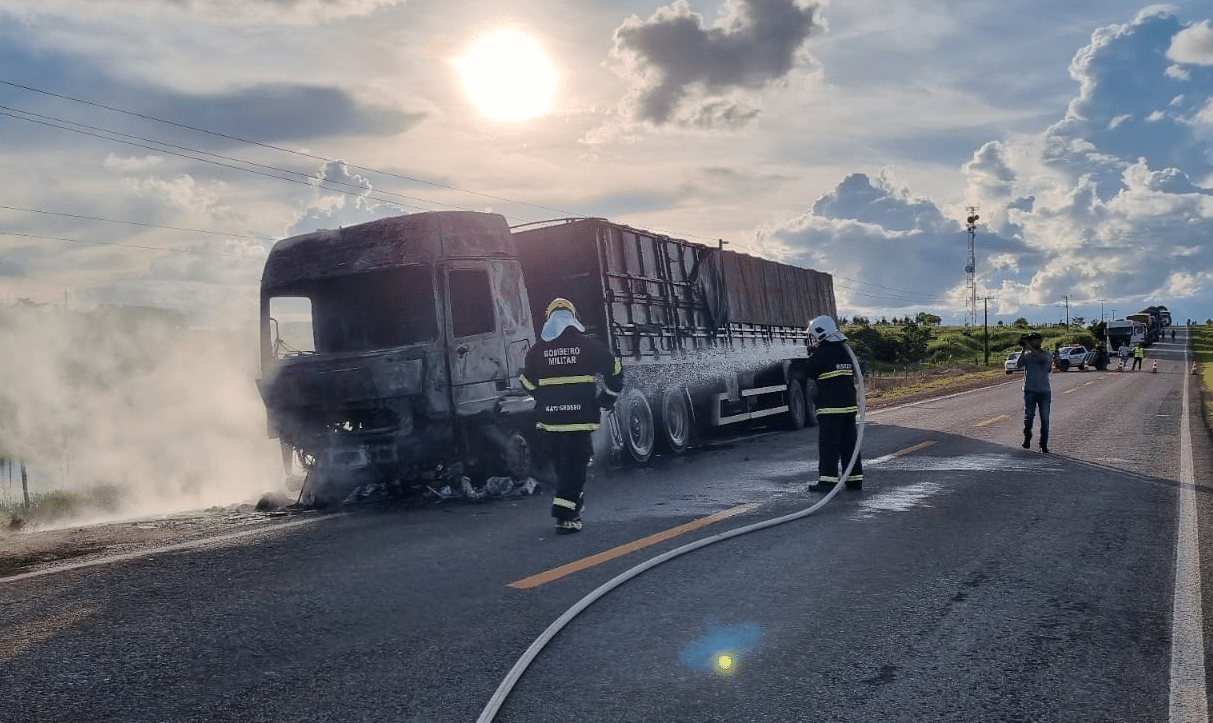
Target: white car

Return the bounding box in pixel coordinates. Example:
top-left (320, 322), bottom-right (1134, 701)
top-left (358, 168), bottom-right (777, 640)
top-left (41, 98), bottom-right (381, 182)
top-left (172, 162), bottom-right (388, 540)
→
top-left (1004, 351), bottom-right (1022, 374)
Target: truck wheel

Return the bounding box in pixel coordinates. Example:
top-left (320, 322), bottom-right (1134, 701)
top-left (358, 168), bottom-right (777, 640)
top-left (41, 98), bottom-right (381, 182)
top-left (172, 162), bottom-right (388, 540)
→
top-left (784, 377), bottom-right (808, 430)
top-left (660, 387), bottom-right (693, 454)
top-left (620, 388), bottom-right (655, 463)
top-left (1057, 360), bottom-right (1070, 372)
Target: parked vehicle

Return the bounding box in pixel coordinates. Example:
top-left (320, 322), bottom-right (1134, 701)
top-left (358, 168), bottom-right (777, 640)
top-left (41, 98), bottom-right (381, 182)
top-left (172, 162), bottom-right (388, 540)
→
top-left (1106, 319), bottom-right (1145, 352)
top-left (1053, 345), bottom-right (1097, 371)
top-left (1004, 351), bottom-right (1022, 374)
top-left (257, 211), bottom-right (837, 505)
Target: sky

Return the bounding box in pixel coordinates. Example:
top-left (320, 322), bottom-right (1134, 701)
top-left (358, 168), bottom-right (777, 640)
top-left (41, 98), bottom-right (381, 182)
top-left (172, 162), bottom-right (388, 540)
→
top-left (1, 1), bottom-right (1212, 511)
top-left (1, 0), bottom-right (1211, 327)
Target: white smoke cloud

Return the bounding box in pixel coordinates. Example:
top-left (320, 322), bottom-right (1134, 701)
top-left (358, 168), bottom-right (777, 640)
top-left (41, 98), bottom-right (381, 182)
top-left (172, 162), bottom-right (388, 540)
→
top-left (0, 303), bottom-right (283, 526)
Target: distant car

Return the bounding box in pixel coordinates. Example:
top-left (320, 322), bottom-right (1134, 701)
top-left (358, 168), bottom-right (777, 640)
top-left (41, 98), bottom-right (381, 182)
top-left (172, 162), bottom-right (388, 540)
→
top-left (1054, 345), bottom-right (1097, 371)
top-left (1004, 351), bottom-right (1022, 374)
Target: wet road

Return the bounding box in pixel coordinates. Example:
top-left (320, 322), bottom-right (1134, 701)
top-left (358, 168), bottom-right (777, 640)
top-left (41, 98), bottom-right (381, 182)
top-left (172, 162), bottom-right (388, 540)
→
top-left (2, 329), bottom-right (1210, 722)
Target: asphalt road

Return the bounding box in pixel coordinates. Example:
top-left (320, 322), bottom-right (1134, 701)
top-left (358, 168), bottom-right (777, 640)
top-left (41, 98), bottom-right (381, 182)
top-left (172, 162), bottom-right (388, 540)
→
top-left (2, 328), bottom-right (1211, 723)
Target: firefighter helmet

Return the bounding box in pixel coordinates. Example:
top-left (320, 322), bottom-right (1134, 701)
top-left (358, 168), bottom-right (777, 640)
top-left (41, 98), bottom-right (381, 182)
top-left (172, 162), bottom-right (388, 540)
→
top-left (545, 297), bottom-right (578, 320)
top-left (807, 315), bottom-right (847, 344)
top-left (541, 297), bottom-right (585, 341)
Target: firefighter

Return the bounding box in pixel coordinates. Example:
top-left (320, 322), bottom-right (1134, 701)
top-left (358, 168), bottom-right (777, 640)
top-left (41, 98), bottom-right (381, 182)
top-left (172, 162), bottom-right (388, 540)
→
top-left (1132, 342), bottom-right (1145, 371)
top-left (520, 298), bottom-right (623, 534)
top-left (805, 315), bottom-right (863, 492)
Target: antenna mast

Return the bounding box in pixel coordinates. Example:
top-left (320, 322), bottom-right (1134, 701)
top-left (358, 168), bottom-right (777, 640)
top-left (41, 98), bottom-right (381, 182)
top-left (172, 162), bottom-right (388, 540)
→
top-left (965, 207), bottom-right (980, 327)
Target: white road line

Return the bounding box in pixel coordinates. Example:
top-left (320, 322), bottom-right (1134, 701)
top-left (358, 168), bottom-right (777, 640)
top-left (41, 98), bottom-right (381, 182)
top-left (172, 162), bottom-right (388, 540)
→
top-left (1, 515), bottom-right (330, 584)
top-left (1170, 346), bottom-right (1207, 722)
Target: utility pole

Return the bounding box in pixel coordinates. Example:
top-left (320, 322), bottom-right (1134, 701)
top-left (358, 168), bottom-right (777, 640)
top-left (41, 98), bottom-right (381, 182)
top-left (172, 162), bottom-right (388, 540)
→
top-left (1100, 299), bottom-right (1106, 324)
top-left (1061, 295), bottom-right (1070, 328)
top-left (964, 208), bottom-right (979, 327)
top-left (982, 296), bottom-right (994, 365)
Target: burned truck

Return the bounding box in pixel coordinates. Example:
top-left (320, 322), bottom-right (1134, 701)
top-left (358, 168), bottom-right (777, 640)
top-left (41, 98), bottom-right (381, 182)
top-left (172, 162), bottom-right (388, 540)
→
top-left (258, 211), bottom-right (836, 505)
top-left (257, 212), bottom-right (535, 506)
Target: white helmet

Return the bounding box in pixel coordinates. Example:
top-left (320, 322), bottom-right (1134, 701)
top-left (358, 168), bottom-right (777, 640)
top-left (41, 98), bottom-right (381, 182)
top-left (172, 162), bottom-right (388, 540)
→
top-left (807, 315), bottom-right (846, 344)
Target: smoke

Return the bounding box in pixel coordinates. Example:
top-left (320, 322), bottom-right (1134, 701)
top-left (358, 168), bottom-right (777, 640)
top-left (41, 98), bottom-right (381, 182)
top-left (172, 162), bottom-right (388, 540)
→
top-left (0, 301), bottom-right (282, 527)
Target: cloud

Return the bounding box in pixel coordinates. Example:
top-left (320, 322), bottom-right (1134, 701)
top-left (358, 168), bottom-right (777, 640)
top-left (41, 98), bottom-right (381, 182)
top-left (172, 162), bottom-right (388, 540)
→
top-left (756, 169), bottom-right (1037, 319)
top-left (1168, 19), bottom-right (1213, 65)
top-left (604, 0), bottom-right (824, 129)
top-left (1, 0), bottom-right (403, 24)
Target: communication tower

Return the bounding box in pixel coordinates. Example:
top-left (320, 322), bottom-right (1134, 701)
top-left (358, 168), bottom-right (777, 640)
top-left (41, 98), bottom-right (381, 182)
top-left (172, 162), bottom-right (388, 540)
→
top-left (964, 207), bottom-right (979, 327)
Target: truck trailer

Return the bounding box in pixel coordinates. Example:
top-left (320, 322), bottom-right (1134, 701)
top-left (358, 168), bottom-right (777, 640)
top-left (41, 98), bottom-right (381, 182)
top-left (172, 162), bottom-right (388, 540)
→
top-left (257, 211), bottom-right (835, 505)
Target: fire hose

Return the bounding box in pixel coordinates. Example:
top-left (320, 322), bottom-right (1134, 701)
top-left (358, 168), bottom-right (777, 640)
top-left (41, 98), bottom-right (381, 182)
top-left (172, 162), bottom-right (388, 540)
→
top-left (477, 343), bottom-right (866, 722)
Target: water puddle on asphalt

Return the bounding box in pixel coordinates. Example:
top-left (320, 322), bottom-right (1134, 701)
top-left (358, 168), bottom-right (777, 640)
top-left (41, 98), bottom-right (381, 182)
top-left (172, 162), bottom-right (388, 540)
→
top-left (851, 453), bottom-right (1064, 519)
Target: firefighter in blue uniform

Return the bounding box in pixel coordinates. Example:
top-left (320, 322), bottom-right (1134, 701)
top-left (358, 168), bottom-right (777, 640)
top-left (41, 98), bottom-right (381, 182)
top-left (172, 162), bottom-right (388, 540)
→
top-left (804, 315), bottom-right (863, 492)
top-left (521, 298), bottom-right (624, 534)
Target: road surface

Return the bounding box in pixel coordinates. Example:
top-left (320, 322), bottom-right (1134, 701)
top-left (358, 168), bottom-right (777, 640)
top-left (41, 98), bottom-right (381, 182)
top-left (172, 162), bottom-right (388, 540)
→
top-left (2, 328), bottom-right (1210, 722)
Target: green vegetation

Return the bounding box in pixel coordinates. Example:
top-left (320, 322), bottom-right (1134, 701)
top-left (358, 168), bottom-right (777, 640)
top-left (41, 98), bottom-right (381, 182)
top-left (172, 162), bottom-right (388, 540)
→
top-left (1, 485), bottom-right (125, 529)
top-left (1191, 326), bottom-right (1213, 430)
top-left (840, 318), bottom-right (1103, 374)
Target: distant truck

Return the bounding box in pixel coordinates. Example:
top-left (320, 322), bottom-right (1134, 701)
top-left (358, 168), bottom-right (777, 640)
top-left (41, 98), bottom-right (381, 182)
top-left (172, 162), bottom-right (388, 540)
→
top-left (257, 211), bottom-right (836, 506)
top-left (1106, 319), bottom-right (1146, 352)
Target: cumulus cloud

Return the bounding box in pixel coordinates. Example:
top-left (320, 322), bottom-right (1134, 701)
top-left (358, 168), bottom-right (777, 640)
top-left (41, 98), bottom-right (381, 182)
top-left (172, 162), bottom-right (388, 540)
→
top-left (759, 10), bottom-right (1213, 324)
top-left (1168, 19), bottom-right (1213, 65)
top-left (604, 0), bottom-right (824, 130)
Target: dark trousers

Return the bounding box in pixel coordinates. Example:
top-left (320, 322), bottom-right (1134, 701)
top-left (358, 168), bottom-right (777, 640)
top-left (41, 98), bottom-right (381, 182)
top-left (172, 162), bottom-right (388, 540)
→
top-left (543, 431), bottom-right (594, 521)
top-left (817, 413), bottom-right (862, 484)
top-left (1023, 390), bottom-right (1051, 446)
top-left (1131, 356), bottom-right (1143, 370)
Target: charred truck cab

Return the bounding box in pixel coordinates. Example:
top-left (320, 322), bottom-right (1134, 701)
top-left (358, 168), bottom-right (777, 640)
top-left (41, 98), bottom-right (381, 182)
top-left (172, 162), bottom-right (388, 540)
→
top-left (258, 211), bottom-right (838, 506)
top-left (258, 212), bottom-right (535, 506)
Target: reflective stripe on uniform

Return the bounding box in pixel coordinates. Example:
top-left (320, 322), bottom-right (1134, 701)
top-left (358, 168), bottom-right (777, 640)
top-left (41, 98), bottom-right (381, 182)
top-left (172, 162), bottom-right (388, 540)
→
top-left (845, 474), bottom-right (863, 482)
top-left (520, 374), bottom-right (536, 391)
top-left (537, 422), bottom-right (600, 432)
top-left (553, 497), bottom-right (578, 510)
top-left (818, 476), bottom-right (839, 483)
top-left (818, 369), bottom-right (853, 380)
top-left (613, 357), bottom-right (622, 374)
top-left (538, 375), bottom-right (597, 386)
top-left (817, 406), bottom-right (859, 415)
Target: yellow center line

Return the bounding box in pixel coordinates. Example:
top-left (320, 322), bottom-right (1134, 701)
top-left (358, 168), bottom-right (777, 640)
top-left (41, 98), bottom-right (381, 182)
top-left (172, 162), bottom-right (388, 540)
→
top-left (867, 440), bottom-right (936, 465)
top-left (976, 414), bottom-right (1008, 427)
top-left (1064, 388), bottom-right (1078, 394)
top-left (508, 503), bottom-right (759, 589)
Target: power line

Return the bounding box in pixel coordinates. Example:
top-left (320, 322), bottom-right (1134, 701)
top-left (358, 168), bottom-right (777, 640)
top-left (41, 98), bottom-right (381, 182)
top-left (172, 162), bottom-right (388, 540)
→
top-left (0, 78), bottom-right (580, 218)
top-left (0, 205), bottom-right (261, 240)
top-left (0, 230), bottom-right (261, 259)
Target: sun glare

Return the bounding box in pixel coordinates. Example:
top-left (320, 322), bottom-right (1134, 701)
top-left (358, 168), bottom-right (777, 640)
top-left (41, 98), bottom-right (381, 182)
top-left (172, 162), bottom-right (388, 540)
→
top-left (456, 29), bottom-right (556, 122)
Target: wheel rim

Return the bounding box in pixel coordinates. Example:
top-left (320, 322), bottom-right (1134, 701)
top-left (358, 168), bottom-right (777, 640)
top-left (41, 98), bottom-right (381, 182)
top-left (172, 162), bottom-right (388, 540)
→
top-left (662, 388), bottom-right (691, 453)
top-left (624, 390), bottom-right (654, 462)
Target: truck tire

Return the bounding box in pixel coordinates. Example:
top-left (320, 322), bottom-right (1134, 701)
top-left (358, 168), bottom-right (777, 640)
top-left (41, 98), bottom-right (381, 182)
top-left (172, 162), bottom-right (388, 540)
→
top-left (660, 387), bottom-right (693, 454)
top-left (784, 377), bottom-right (808, 430)
top-left (620, 388), bottom-right (655, 463)
top-left (1057, 360), bottom-right (1070, 372)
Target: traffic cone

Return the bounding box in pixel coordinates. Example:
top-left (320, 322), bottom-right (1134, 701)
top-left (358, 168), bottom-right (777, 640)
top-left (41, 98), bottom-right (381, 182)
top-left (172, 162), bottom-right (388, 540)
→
top-left (1117, 362), bottom-right (1124, 372)
top-left (1193, 362), bottom-right (1199, 375)
top-left (1152, 361), bottom-right (1158, 373)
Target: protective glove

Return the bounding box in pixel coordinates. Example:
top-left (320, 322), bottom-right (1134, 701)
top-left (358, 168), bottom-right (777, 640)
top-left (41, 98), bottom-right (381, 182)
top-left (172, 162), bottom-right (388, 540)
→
top-left (596, 391), bottom-right (617, 411)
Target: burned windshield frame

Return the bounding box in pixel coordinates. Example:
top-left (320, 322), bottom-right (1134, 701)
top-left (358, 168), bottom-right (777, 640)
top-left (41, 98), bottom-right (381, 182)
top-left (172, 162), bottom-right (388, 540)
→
top-left (269, 266), bottom-right (438, 354)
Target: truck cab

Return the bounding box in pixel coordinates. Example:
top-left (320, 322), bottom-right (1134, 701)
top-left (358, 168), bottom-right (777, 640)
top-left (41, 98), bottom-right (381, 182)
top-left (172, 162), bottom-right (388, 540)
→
top-left (257, 212), bottom-right (536, 506)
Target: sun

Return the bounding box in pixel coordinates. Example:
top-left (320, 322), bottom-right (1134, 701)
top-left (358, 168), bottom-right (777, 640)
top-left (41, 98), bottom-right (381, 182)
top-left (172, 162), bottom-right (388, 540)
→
top-left (456, 29), bottom-right (557, 122)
